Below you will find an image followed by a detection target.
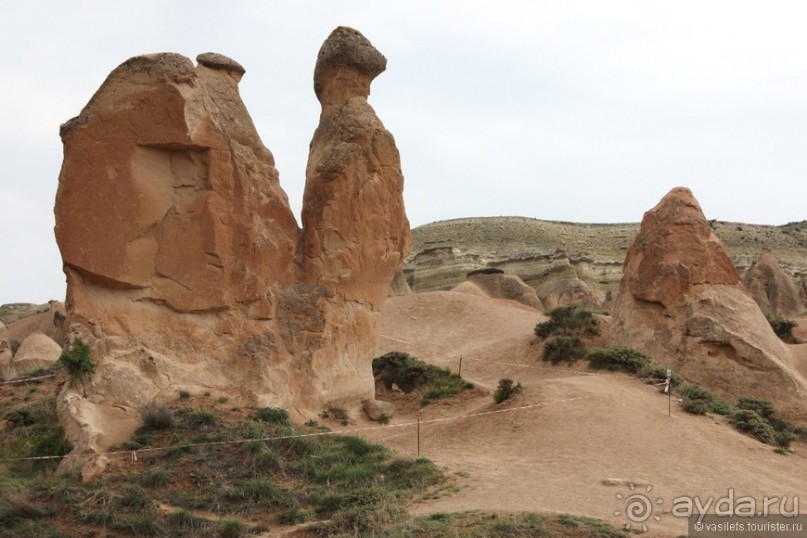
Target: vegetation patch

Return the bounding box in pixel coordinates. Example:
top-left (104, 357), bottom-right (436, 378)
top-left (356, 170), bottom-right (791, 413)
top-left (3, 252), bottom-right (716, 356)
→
top-left (541, 336), bottom-right (586, 365)
top-left (493, 378), bottom-right (522, 404)
top-left (58, 340), bottom-right (95, 382)
top-left (0, 389), bottom-right (445, 536)
top-left (534, 306), bottom-right (599, 339)
top-left (585, 346), bottom-right (650, 374)
top-left (372, 351), bottom-right (473, 406)
top-left (678, 383), bottom-right (732, 416)
top-left (766, 314), bottom-right (800, 343)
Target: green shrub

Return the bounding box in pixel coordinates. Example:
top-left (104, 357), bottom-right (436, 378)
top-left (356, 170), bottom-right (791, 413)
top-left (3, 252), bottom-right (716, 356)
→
top-left (493, 378), bottom-right (522, 404)
top-left (585, 346), bottom-right (651, 374)
top-left (730, 410), bottom-right (775, 445)
top-left (736, 397), bottom-right (776, 418)
top-left (534, 306), bottom-right (599, 339)
top-left (766, 314), bottom-right (799, 343)
top-left (58, 340), bottom-right (95, 381)
top-left (678, 384), bottom-right (732, 416)
top-left (372, 351), bottom-right (473, 406)
top-left (254, 407), bottom-right (290, 426)
top-left (0, 497), bottom-right (46, 528)
top-left (139, 402), bottom-right (175, 431)
top-left (185, 411), bottom-right (218, 428)
top-left (542, 336), bottom-right (586, 365)
top-left (139, 468), bottom-right (171, 488)
top-left (217, 519), bottom-right (247, 538)
top-left (29, 430), bottom-right (72, 459)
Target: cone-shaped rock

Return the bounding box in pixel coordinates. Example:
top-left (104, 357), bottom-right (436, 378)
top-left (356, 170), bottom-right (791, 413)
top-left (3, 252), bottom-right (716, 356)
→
top-left (610, 187), bottom-right (807, 418)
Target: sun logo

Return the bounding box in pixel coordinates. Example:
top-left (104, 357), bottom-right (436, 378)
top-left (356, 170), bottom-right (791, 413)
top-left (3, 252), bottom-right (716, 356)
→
top-left (613, 482), bottom-right (664, 532)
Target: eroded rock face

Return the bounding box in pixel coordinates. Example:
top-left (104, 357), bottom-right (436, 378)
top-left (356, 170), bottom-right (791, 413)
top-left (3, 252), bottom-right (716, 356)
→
top-left (536, 277), bottom-right (604, 311)
top-left (610, 187), bottom-right (807, 417)
top-left (54, 27), bottom-right (409, 466)
top-left (0, 322), bottom-right (11, 379)
top-left (742, 249), bottom-right (805, 317)
top-left (9, 333), bottom-right (62, 377)
top-left (464, 269), bottom-right (543, 310)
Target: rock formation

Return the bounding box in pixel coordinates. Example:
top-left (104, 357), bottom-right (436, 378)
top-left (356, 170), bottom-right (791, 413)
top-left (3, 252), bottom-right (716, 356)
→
top-left (459, 268), bottom-right (543, 310)
top-left (9, 333), bottom-right (62, 377)
top-left (388, 270), bottom-right (412, 296)
top-left (742, 249), bottom-right (805, 317)
top-left (536, 278), bottom-right (604, 311)
top-left (54, 27), bottom-right (409, 471)
top-left (610, 187), bottom-right (807, 417)
top-left (0, 322), bottom-right (11, 379)
top-left (6, 301), bottom-right (65, 348)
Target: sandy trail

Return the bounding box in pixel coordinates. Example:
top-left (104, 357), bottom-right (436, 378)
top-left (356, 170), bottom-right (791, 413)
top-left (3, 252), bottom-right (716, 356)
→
top-left (364, 292), bottom-right (807, 537)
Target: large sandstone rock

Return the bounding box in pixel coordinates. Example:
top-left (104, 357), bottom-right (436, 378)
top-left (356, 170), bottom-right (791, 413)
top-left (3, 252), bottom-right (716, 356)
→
top-left (464, 269), bottom-right (543, 310)
top-left (610, 187), bottom-right (807, 418)
top-left (9, 333), bottom-right (62, 377)
top-left (6, 301), bottom-right (65, 348)
top-left (54, 27), bottom-right (409, 467)
top-left (536, 277), bottom-right (604, 310)
top-left (742, 249), bottom-right (805, 317)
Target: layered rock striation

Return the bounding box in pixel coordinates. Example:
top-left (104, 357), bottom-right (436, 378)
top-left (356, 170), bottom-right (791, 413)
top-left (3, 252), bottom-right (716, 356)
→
top-left (54, 27), bottom-right (409, 467)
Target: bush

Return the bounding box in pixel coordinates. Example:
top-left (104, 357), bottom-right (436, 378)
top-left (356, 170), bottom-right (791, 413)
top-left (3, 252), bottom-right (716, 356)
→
top-left (139, 402), bottom-right (175, 431)
top-left (736, 397), bottom-right (776, 418)
top-left (678, 384), bottom-right (732, 416)
top-left (534, 306), bottom-right (599, 339)
top-left (59, 340), bottom-right (95, 381)
top-left (542, 336), bottom-right (586, 365)
top-left (766, 314), bottom-right (799, 343)
top-left (493, 378), bottom-right (522, 404)
top-left (585, 346), bottom-right (651, 374)
top-left (372, 351), bottom-right (472, 406)
top-left (29, 430), bottom-right (72, 459)
top-left (254, 407), bottom-right (290, 426)
top-left (730, 410), bottom-right (776, 445)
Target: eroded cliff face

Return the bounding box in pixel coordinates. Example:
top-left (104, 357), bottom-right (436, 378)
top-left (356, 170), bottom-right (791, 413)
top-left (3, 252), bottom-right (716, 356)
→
top-left (609, 188), bottom-right (807, 418)
top-left (54, 27), bottom-right (409, 473)
top-left (742, 249), bottom-right (804, 317)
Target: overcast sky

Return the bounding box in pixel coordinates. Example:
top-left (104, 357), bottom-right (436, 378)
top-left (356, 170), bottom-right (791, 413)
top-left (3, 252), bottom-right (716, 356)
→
top-left (2, 1), bottom-right (806, 304)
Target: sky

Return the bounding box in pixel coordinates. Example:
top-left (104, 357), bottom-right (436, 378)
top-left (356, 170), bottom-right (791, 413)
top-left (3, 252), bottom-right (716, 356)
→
top-left (2, 1), bottom-right (807, 304)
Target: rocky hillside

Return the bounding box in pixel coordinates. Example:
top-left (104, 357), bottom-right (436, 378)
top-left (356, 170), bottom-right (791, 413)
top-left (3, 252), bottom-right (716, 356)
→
top-left (405, 216), bottom-right (807, 310)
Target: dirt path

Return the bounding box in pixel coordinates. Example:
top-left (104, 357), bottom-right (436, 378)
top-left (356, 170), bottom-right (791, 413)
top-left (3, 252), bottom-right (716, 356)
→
top-left (365, 292), bottom-right (807, 537)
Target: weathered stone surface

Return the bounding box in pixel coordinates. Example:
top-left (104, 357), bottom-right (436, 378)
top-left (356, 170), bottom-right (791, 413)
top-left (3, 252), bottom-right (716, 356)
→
top-left (536, 277), bottom-right (604, 310)
top-left (465, 269), bottom-right (543, 310)
top-left (388, 269), bottom-right (412, 297)
top-left (10, 333), bottom-right (62, 377)
top-left (0, 322), bottom-right (11, 379)
top-left (54, 27), bottom-right (409, 465)
top-left (742, 249), bottom-right (805, 317)
top-left (7, 301), bottom-right (65, 349)
top-left (363, 398), bottom-right (394, 421)
top-left (609, 187), bottom-right (807, 418)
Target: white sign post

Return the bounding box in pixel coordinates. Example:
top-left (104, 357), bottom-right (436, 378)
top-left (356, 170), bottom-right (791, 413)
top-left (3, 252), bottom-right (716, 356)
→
top-left (666, 369), bottom-right (672, 417)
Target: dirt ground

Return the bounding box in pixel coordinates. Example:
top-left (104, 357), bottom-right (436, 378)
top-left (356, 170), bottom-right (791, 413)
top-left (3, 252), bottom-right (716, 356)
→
top-left (363, 291), bottom-right (807, 537)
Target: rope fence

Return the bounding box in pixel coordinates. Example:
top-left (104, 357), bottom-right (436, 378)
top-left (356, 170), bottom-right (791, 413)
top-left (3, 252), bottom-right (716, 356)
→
top-left (0, 395), bottom-right (597, 463)
top-left (1, 332), bottom-right (663, 463)
top-left (0, 373), bottom-right (57, 385)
